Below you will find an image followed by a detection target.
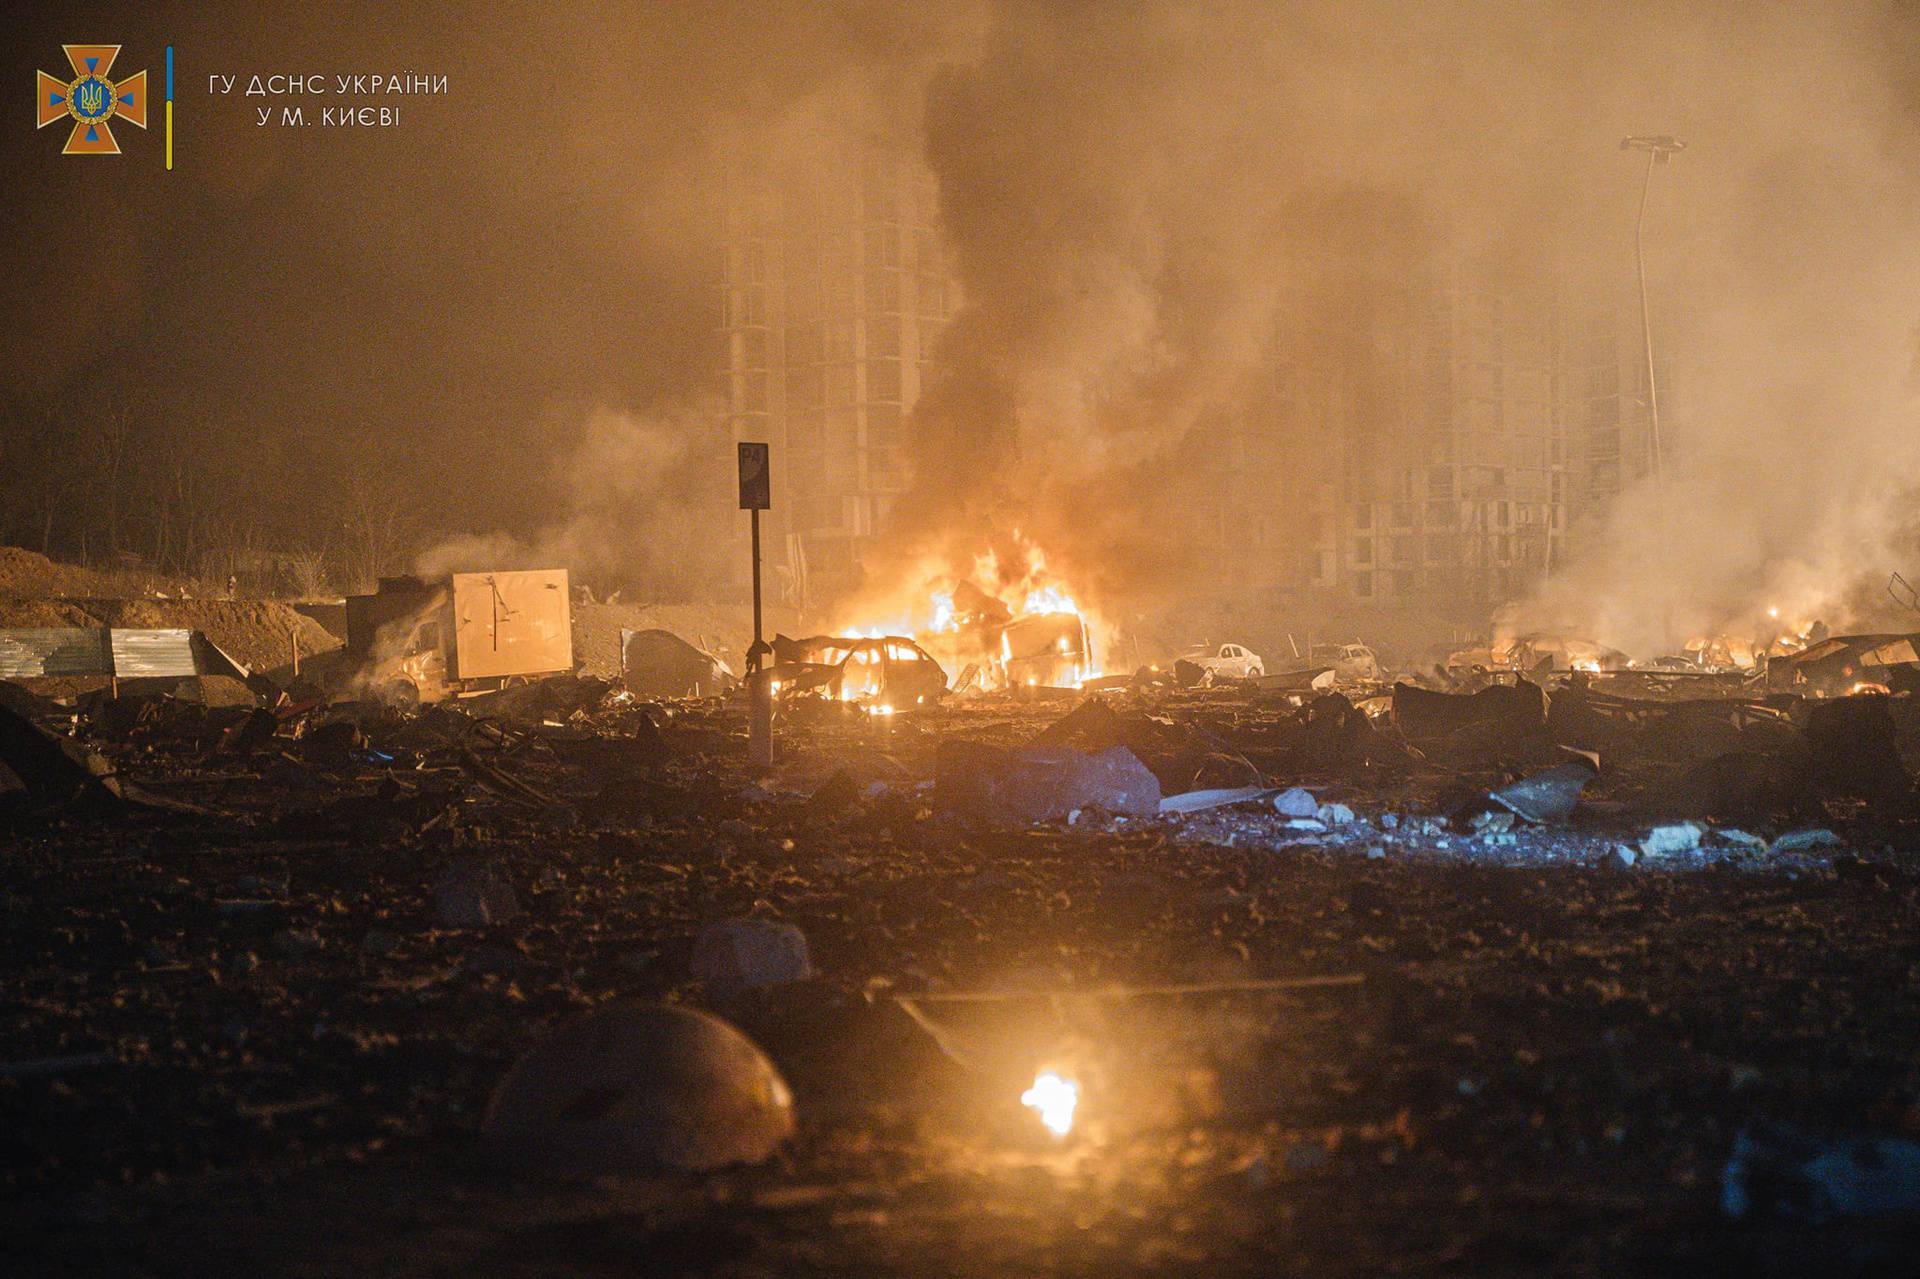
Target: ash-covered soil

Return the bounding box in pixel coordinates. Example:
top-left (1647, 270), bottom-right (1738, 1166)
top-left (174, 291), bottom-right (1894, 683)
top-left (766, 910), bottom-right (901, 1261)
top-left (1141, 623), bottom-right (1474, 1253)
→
top-left (4, 683), bottom-right (1920, 1277)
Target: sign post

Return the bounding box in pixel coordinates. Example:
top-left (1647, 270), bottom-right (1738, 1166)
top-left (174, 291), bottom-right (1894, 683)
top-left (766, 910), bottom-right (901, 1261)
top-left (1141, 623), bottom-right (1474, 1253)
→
top-left (738, 442), bottom-right (773, 772)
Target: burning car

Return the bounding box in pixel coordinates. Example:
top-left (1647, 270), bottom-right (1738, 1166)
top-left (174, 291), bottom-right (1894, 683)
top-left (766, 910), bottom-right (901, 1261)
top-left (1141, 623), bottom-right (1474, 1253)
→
top-left (995, 611), bottom-right (1096, 689)
top-left (1502, 632), bottom-right (1630, 675)
top-left (768, 633), bottom-right (948, 710)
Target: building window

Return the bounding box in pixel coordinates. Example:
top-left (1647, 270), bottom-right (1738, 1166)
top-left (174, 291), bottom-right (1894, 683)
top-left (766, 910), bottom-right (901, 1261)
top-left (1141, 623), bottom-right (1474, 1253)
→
top-left (866, 359), bottom-right (902, 403)
top-left (1353, 571), bottom-right (1373, 598)
top-left (826, 364), bottom-right (855, 407)
top-left (866, 402), bottom-right (901, 450)
top-left (865, 269), bottom-right (900, 313)
top-left (1352, 505), bottom-right (1372, 530)
top-left (867, 315), bottom-right (901, 358)
top-left (863, 226), bottom-right (901, 268)
top-left (1354, 538), bottom-right (1373, 566)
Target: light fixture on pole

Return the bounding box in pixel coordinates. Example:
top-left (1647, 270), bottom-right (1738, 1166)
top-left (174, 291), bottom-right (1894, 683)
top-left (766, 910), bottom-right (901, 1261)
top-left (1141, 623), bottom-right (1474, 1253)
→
top-left (1620, 134), bottom-right (1684, 481)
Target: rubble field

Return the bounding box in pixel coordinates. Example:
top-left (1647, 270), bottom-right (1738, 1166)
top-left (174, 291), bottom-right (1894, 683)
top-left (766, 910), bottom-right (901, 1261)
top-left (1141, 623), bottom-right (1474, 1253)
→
top-left (5, 674), bottom-right (1920, 1276)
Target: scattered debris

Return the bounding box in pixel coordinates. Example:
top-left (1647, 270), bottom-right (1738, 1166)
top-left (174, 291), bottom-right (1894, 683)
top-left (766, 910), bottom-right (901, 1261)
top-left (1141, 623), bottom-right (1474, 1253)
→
top-left (692, 919), bottom-right (815, 991)
top-left (1724, 1122), bottom-right (1920, 1222)
top-left (433, 862), bottom-right (523, 929)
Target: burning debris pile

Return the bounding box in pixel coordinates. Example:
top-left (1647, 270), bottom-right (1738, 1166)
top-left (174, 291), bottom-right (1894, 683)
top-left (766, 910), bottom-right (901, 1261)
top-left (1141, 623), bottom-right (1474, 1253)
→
top-left (771, 536), bottom-right (1102, 713)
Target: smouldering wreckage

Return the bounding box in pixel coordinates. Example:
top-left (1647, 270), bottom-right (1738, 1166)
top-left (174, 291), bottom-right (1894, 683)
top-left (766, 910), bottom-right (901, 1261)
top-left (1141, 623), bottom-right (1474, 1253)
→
top-left (9, 574), bottom-right (1920, 1272)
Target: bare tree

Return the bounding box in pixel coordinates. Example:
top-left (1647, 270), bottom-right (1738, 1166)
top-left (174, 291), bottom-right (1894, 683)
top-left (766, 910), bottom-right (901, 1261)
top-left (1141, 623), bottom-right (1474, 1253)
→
top-left (338, 465), bottom-right (420, 593)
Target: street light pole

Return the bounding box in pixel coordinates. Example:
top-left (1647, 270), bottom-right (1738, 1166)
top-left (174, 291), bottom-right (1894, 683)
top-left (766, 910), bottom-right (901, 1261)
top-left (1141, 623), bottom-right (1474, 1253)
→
top-left (1620, 135), bottom-right (1684, 483)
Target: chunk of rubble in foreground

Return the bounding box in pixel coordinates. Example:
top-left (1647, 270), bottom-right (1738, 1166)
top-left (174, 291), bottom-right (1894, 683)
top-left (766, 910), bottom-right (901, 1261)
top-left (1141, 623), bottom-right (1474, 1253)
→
top-left (1639, 822), bottom-right (1705, 858)
top-left (1769, 827), bottom-right (1842, 854)
top-left (1272, 786), bottom-right (1319, 818)
top-left (1487, 760), bottom-right (1597, 824)
top-left (483, 1002), bottom-right (795, 1174)
top-left (935, 740), bottom-right (1160, 823)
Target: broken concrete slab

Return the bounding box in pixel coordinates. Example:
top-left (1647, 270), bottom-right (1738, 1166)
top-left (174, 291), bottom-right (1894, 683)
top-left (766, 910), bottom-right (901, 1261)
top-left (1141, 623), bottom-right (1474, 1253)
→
top-left (1802, 694), bottom-right (1916, 809)
top-left (1272, 786), bottom-right (1319, 818)
top-left (1488, 761), bottom-right (1596, 824)
top-left (0, 702), bottom-right (94, 801)
top-left (1639, 822), bottom-right (1705, 858)
top-left (935, 740), bottom-right (1160, 824)
top-left (1769, 827), bottom-right (1842, 854)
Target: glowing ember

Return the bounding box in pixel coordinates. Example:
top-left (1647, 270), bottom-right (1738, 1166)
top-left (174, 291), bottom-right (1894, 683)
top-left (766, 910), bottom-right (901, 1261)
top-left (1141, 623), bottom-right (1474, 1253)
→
top-left (1021, 1071), bottom-right (1079, 1136)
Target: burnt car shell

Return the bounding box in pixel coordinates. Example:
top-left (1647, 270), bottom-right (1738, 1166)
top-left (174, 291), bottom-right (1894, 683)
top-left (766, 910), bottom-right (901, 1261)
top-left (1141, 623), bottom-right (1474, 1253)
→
top-left (768, 633), bottom-right (949, 708)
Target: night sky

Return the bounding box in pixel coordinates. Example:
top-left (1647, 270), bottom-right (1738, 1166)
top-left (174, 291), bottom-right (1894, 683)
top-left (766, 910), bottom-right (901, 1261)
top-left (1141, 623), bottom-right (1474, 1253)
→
top-left (2, 3), bottom-right (928, 541)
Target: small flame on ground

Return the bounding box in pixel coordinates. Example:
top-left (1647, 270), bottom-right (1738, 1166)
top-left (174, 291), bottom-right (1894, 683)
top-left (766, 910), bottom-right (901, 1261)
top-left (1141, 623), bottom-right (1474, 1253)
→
top-left (1022, 1071), bottom-right (1078, 1136)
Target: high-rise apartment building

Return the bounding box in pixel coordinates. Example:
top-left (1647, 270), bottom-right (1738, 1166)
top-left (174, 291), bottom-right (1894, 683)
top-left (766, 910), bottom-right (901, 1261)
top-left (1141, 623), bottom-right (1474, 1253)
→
top-left (720, 142), bottom-right (959, 602)
top-left (1180, 243), bottom-right (1677, 629)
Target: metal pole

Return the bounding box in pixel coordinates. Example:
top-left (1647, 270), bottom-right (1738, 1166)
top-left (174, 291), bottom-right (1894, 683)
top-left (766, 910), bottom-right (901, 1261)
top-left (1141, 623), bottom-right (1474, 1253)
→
top-left (1633, 147), bottom-right (1664, 482)
top-left (748, 507), bottom-right (772, 772)
top-left (750, 508), bottom-right (764, 653)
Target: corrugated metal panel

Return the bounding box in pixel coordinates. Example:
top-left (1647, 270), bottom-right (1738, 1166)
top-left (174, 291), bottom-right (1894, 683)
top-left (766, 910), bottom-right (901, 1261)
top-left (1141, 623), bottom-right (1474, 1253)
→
top-left (0, 629), bottom-right (114, 678)
top-left (110, 629), bottom-right (201, 679)
top-left (0, 628), bottom-right (249, 680)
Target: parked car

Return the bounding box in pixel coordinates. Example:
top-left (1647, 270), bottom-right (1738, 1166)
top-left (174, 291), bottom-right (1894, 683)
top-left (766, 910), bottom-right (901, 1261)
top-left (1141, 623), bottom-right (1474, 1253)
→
top-left (1178, 642), bottom-right (1265, 682)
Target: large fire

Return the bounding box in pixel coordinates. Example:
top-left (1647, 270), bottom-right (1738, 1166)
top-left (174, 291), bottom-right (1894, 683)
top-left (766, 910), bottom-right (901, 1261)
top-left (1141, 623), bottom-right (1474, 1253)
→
top-left (828, 534), bottom-right (1105, 697)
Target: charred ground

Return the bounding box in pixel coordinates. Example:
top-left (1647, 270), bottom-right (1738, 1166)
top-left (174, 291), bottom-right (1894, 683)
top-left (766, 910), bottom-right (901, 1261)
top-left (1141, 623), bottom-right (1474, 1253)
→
top-left (4, 677), bottom-right (1920, 1276)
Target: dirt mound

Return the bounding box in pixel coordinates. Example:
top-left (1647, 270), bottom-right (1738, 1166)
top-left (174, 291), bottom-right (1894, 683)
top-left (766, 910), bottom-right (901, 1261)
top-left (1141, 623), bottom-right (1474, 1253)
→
top-left (0, 546), bottom-right (217, 601)
top-left (0, 599), bottom-right (103, 628)
top-left (80, 599), bottom-right (341, 673)
top-left (0, 547), bottom-right (115, 598)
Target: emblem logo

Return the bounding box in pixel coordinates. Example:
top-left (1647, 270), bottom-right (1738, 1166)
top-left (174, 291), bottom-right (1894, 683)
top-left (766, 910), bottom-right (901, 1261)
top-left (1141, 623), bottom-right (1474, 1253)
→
top-left (37, 45), bottom-right (147, 155)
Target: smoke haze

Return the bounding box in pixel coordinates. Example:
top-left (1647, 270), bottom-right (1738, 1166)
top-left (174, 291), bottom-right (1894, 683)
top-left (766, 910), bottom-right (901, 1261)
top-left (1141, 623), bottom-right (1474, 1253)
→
top-left (4, 2), bottom-right (1918, 648)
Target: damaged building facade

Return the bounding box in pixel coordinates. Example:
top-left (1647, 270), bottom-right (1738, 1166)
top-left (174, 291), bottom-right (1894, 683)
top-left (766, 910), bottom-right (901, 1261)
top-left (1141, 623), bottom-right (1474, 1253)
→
top-left (719, 140), bottom-right (961, 605)
top-left (1180, 241), bottom-right (1679, 635)
top-left (723, 166), bottom-right (1676, 633)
